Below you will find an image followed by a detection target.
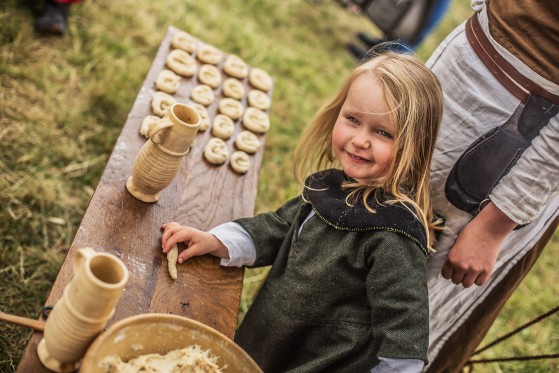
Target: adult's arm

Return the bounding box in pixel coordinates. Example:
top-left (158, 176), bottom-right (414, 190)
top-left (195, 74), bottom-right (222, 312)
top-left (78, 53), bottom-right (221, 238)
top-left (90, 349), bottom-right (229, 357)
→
top-left (441, 201), bottom-right (516, 287)
top-left (441, 0), bottom-right (559, 286)
top-left (443, 115), bottom-right (559, 287)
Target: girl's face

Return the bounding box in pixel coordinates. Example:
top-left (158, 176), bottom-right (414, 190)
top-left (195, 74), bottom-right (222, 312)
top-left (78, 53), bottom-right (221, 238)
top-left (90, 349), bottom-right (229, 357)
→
top-left (332, 73), bottom-right (396, 185)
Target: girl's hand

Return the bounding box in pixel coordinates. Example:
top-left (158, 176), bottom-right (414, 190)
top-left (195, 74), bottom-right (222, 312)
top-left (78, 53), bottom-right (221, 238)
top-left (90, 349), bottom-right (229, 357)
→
top-left (161, 222), bottom-right (229, 264)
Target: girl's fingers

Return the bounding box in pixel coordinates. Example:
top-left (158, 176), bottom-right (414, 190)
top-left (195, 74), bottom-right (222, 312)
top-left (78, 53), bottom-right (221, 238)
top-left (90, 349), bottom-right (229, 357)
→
top-left (177, 248), bottom-right (191, 264)
top-left (161, 222), bottom-right (174, 243)
top-left (161, 222), bottom-right (182, 249)
top-left (163, 232), bottom-right (187, 253)
top-left (162, 224), bottom-right (194, 253)
top-left (177, 243), bottom-right (206, 264)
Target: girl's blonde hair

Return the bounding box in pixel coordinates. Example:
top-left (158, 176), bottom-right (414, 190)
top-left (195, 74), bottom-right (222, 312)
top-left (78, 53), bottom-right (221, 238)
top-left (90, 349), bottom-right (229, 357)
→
top-left (293, 51), bottom-right (443, 249)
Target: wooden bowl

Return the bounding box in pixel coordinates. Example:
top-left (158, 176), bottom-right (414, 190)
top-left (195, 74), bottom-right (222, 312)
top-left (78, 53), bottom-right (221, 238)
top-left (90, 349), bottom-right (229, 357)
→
top-left (81, 313), bottom-right (262, 372)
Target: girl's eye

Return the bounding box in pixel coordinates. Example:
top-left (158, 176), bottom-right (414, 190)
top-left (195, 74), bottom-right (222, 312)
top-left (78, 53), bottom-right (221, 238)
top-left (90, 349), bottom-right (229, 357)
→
top-left (378, 130), bottom-right (393, 139)
top-left (346, 115), bottom-right (359, 124)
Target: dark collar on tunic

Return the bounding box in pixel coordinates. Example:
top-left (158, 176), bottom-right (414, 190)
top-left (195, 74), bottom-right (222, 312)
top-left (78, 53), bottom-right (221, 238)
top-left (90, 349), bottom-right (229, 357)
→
top-left (303, 169), bottom-right (427, 250)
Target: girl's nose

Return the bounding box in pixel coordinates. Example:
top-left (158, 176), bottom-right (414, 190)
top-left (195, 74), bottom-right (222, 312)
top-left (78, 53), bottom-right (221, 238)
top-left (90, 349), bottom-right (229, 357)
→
top-left (351, 134), bottom-right (370, 149)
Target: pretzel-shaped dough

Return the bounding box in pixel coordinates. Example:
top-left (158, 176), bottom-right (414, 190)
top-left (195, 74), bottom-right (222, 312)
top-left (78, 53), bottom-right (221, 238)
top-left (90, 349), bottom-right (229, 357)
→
top-left (242, 107), bottom-right (270, 134)
top-left (197, 45), bottom-right (223, 65)
top-left (218, 98), bottom-right (244, 120)
top-left (211, 114), bottom-right (235, 140)
top-left (190, 84), bottom-right (215, 106)
top-left (249, 67), bottom-right (273, 91)
top-left (140, 115), bottom-right (161, 138)
top-left (170, 30), bottom-right (197, 53)
top-left (230, 151), bottom-right (251, 174)
top-left (203, 137), bottom-right (229, 165)
top-left (151, 91), bottom-right (177, 117)
top-left (190, 103), bottom-right (210, 131)
top-left (155, 69), bottom-right (181, 94)
top-left (198, 64), bottom-right (222, 89)
top-left (247, 89), bottom-right (271, 110)
top-left (235, 130), bottom-right (261, 154)
top-left (223, 55), bottom-right (248, 79)
top-left (222, 78), bottom-right (245, 100)
top-left (166, 49), bottom-right (197, 77)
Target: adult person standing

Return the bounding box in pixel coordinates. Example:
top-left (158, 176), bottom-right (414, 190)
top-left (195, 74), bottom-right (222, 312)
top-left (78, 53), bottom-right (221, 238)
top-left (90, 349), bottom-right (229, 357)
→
top-left (424, 0), bottom-right (559, 371)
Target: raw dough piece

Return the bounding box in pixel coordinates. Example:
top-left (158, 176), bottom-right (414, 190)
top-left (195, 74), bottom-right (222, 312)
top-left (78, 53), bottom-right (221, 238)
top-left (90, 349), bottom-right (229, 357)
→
top-left (249, 67), bottom-right (273, 91)
top-left (242, 107), bottom-right (270, 133)
top-left (190, 103), bottom-right (210, 131)
top-left (170, 30), bottom-right (197, 53)
top-left (197, 45), bottom-right (223, 65)
top-left (190, 84), bottom-right (215, 106)
top-left (223, 55), bottom-right (248, 79)
top-left (204, 138), bottom-right (229, 165)
top-left (167, 244), bottom-right (178, 281)
top-left (151, 91), bottom-right (176, 117)
top-left (247, 89), bottom-right (271, 110)
top-left (100, 345), bottom-right (223, 373)
top-left (155, 69), bottom-right (181, 94)
top-left (198, 64), bottom-right (222, 89)
top-left (235, 130), bottom-right (261, 154)
top-left (139, 115), bottom-right (161, 138)
top-left (218, 98), bottom-right (244, 120)
top-left (211, 114), bottom-right (235, 140)
top-left (222, 78), bottom-right (245, 100)
top-left (166, 49), bottom-right (197, 77)
top-left (230, 151), bottom-right (251, 174)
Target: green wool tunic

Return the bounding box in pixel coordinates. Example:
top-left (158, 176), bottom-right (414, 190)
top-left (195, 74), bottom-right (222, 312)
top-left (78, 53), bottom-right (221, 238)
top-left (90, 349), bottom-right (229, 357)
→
top-left (233, 170), bottom-right (429, 372)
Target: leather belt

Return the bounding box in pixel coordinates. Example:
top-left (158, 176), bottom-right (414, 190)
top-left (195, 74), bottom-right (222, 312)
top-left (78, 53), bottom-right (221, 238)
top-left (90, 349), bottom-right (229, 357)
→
top-left (466, 13), bottom-right (559, 105)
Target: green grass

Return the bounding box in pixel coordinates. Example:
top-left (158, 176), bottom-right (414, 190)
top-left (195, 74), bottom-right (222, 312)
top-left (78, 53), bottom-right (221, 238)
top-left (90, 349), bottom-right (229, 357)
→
top-left (1, 0), bottom-right (558, 371)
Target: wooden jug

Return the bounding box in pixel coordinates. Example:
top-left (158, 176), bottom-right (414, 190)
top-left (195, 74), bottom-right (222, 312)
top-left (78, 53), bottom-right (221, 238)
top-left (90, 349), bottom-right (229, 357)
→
top-left (37, 247), bottom-right (128, 372)
top-left (126, 103), bottom-right (201, 202)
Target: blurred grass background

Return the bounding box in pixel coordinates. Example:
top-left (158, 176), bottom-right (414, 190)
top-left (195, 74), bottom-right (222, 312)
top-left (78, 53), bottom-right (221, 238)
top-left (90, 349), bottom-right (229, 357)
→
top-left (1, 0), bottom-right (557, 371)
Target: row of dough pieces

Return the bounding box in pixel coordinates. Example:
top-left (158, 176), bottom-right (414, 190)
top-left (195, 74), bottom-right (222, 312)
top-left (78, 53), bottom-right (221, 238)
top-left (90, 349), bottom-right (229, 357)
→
top-left (160, 29), bottom-right (273, 104)
top-left (166, 30), bottom-right (273, 91)
top-left (141, 31), bottom-right (273, 174)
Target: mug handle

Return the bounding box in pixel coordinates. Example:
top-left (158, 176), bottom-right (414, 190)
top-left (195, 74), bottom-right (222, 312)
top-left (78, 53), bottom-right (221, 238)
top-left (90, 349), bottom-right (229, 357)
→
top-left (147, 118), bottom-right (173, 144)
top-left (72, 247), bottom-right (96, 274)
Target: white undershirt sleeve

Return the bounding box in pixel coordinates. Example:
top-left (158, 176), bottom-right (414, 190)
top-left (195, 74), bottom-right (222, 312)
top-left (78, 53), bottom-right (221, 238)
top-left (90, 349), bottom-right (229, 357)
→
top-left (209, 222), bottom-right (257, 267)
top-left (490, 115), bottom-right (559, 224)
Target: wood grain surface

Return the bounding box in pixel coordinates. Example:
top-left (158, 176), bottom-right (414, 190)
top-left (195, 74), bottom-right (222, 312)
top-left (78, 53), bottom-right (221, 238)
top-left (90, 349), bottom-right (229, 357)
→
top-left (17, 25), bottom-right (271, 372)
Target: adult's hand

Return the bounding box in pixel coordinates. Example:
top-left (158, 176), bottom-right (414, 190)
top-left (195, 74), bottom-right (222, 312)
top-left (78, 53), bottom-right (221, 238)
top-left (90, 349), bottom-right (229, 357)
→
top-left (441, 202), bottom-right (517, 287)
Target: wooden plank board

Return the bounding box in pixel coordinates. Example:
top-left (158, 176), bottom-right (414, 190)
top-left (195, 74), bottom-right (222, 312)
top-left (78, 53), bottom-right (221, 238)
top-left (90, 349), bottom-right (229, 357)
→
top-left (17, 25), bottom-right (271, 372)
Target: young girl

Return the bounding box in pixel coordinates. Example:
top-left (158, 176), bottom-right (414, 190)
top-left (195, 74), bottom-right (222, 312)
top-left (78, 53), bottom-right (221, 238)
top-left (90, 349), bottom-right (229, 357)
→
top-left (161, 51), bottom-right (443, 372)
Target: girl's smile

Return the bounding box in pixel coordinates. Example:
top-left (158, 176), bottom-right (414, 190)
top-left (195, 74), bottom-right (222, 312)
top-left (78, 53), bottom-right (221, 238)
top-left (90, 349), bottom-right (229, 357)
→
top-left (346, 151), bottom-right (373, 165)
